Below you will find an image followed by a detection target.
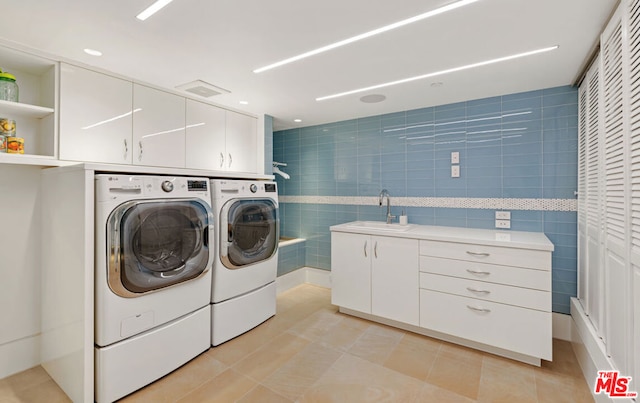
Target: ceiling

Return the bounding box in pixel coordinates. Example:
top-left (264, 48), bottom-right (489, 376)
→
top-left (0, 0), bottom-right (617, 131)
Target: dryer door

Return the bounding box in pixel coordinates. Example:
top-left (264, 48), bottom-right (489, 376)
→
top-left (220, 199), bottom-right (278, 269)
top-left (107, 199), bottom-right (212, 297)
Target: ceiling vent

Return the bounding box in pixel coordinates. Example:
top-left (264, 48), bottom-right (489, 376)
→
top-left (175, 80), bottom-right (230, 98)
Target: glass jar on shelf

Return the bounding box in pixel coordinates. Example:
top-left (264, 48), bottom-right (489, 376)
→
top-left (0, 69), bottom-right (18, 102)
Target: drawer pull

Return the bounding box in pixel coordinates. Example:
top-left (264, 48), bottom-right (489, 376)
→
top-left (467, 305), bottom-right (491, 313)
top-left (466, 269), bottom-right (491, 275)
top-left (466, 287), bottom-right (491, 294)
top-left (466, 251), bottom-right (490, 257)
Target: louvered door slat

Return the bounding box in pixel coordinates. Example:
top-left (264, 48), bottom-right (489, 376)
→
top-left (630, 0), bottom-right (640, 257)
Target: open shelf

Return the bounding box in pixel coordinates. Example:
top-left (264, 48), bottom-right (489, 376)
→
top-left (0, 99), bottom-right (54, 119)
top-left (0, 153), bottom-right (62, 167)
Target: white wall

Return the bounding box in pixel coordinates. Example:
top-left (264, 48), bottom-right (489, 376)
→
top-left (0, 165), bottom-right (43, 378)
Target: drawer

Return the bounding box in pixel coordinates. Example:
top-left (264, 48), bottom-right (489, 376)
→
top-left (419, 240), bottom-right (551, 270)
top-left (420, 290), bottom-right (552, 360)
top-left (419, 272), bottom-right (551, 311)
top-left (419, 256), bottom-right (551, 291)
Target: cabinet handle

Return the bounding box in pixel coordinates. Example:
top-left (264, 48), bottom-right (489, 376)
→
top-left (466, 287), bottom-right (491, 294)
top-left (220, 152), bottom-right (225, 168)
top-left (374, 241), bottom-right (378, 258)
top-left (364, 241), bottom-right (367, 257)
top-left (467, 305), bottom-right (491, 313)
top-left (228, 153), bottom-right (232, 168)
top-left (123, 139), bottom-right (128, 160)
top-left (466, 269), bottom-right (491, 275)
top-left (138, 141), bottom-right (143, 162)
top-left (466, 251), bottom-right (490, 257)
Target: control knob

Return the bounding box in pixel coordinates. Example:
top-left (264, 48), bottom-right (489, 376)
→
top-left (250, 184), bottom-right (258, 193)
top-left (161, 180), bottom-right (174, 192)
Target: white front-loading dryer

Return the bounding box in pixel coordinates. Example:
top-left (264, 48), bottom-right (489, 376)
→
top-left (210, 179), bottom-right (279, 345)
top-left (94, 174), bottom-right (213, 402)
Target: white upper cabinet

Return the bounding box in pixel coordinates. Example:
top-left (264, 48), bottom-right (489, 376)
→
top-left (59, 63), bottom-right (133, 164)
top-left (185, 101), bottom-right (258, 173)
top-left (225, 110), bottom-right (257, 173)
top-left (132, 84), bottom-right (185, 168)
top-left (185, 99), bottom-right (225, 170)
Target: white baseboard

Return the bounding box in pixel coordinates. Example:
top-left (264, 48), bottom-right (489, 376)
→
top-left (0, 334), bottom-right (41, 379)
top-left (276, 267), bottom-right (330, 294)
top-left (552, 312), bottom-right (573, 341)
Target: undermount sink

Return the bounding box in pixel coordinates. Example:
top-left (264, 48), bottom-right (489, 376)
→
top-left (343, 221), bottom-right (412, 232)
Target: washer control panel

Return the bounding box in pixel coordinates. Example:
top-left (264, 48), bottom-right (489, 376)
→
top-left (95, 174), bottom-right (211, 202)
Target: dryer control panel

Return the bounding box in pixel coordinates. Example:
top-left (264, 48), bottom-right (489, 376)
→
top-left (95, 175), bottom-right (211, 204)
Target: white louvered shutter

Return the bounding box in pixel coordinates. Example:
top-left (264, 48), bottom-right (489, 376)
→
top-left (627, 0), bottom-right (640, 390)
top-left (577, 84), bottom-right (588, 307)
top-left (601, 12), bottom-right (629, 374)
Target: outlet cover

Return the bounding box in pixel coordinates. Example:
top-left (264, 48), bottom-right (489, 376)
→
top-left (496, 211), bottom-right (511, 220)
top-left (451, 165), bottom-right (460, 178)
top-left (451, 151), bottom-right (460, 164)
top-left (495, 219), bottom-right (511, 229)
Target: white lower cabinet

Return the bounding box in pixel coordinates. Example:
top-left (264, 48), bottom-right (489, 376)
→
top-left (330, 223), bottom-right (553, 364)
top-left (331, 231), bottom-right (419, 325)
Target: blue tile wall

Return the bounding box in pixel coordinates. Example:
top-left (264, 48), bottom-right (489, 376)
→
top-left (277, 241), bottom-right (306, 276)
top-left (275, 86), bottom-right (578, 314)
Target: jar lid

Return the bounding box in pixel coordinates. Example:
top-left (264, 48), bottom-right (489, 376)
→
top-left (0, 69), bottom-right (16, 82)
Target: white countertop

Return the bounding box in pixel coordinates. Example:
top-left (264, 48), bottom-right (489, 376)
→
top-left (41, 162), bottom-right (275, 180)
top-left (330, 221), bottom-right (554, 252)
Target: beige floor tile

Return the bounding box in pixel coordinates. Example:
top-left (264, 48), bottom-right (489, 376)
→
top-left (383, 333), bottom-right (441, 381)
top-left (535, 370), bottom-right (594, 403)
top-left (262, 342), bottom-right (342, 400)
top-left (438, 341), bottom-right (485, 366)
top-left (207, 314), bottom-right (288, 366)
top-left (426, 348), bottom-right (483, 400)
top-left (3, 367), bottom-right (51, 393)
top-left (347, 323), bottom-right (404, 365)
top-left (11, 380), bottom-right (70, 403)
top-left (299, 353), bottom-right (424, 402)
top-left (176, 369), bottom-right (256, 403)
top-left (477, 355), bottom-right (537, 403)
top-left (538, 339), bottom-right (584, 379)
top-left (287, 309), bottom-right (344, 341)
top-left (313, 316), bottom-right (370, 352)
top-left (418, 383), bottom-right (477, 403)
top-left (233, 332), bottom-right (311, 382)
top-left (236, 385), bottom-right (292, 403)
top-left (121, 352), bottom-right (228, 402)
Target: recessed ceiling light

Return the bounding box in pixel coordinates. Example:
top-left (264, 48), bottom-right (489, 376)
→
top-left (239, 101), bottom-right (249, 105)
top-left (136, 0), bottom-right (174, 21)
top-left (360, 94), bottom-right (386, 103)
top-left (316, 45), bottom-right (559, 101)
top-left (294, 119), bottom-right (302, 123)
top-left (253, 0), bottom-right (480, 73)
top-left (84, 48), bottom-right (102, 56)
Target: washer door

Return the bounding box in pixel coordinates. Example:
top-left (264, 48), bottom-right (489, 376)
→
top-left (107, 199), bottom-right (212, 297)
top-left (220, 199), bottom-right (278, 269)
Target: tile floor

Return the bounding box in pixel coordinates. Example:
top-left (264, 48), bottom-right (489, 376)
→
top-left (0, 284), bottom-right (593, 402)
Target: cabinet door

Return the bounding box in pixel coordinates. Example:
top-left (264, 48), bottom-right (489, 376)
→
top-left (331, 232), bottom-right (371, 313)
top-left (371, 236), bottom-right (419, 325)
top-left (185, 99), bottom-right (226, 170)
top-left (133, 84), bottom-right (185, 168)
top-left (225, 110), bottom-right (257, 173)
top-left (59, 64), bottom-right (133, 163)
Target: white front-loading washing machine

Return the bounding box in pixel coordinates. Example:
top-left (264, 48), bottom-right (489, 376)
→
top-left (94, 174), bottom-right (214, 402)
top-left (210, 179), bottom-right (279, 345)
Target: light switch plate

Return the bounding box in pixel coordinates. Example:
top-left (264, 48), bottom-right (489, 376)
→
top-left (451, 151), bottom-right (460, 164)
top-left (451, 165), bottom-right (460, 178)
top-left (496, 211), bottom-right (511, 220)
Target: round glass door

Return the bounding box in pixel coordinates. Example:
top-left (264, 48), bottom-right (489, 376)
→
top-left (222, 199), bottom-right (278, 268)
top-left (107, 199), bottom-right (212, 297)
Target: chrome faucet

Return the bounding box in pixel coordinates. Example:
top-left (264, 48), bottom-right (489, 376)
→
top-left (379, 189), bottom-right (397, 224)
